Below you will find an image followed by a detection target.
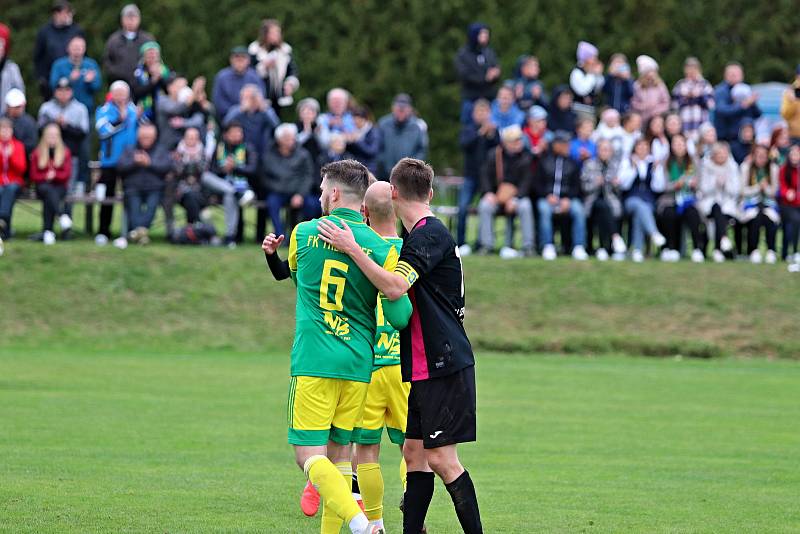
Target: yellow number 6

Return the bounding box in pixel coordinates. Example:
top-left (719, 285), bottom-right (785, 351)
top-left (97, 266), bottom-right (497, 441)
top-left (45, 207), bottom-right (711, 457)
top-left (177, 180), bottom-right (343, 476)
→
top-left (320, 259), bottom-right (349, 311)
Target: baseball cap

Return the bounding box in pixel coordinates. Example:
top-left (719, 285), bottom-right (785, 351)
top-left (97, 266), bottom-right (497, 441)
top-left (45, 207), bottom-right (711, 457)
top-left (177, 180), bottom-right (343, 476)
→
top-left (552, 130), bottom-right (572, 143)
top-left (393, 93), bottom-right (413, 107)
top-left (121, 4), bottom-right (140, 17)
top-left (4, 88), bottom-right (25, 107)
top-left (55, 77), bottom-right (71, 89)
top-left (230, 46), bottom-right (249, 56)
top-left (528, 105), bottom-right (548, 121)
top-left (52, 0), bottom-right (72, 12)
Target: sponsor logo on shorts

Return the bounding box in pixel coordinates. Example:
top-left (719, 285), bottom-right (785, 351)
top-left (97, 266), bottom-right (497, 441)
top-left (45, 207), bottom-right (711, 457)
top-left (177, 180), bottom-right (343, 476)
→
top-left (429, 430), bottom-right (443, 439)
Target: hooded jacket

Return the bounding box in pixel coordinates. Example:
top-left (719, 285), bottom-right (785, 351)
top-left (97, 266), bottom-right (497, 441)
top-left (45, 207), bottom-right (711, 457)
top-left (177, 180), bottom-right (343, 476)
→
top-left (547, 85), bottom-right (577, 133)
top-left (33, 21), bottom-right (84, 87)
top-left (454, 23), bottom-right (499, 101)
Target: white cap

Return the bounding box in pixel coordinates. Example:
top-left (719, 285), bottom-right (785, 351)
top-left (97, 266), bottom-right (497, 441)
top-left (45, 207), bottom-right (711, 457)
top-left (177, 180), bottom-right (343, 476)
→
top-left (4, 88), bottom-right (25, 107)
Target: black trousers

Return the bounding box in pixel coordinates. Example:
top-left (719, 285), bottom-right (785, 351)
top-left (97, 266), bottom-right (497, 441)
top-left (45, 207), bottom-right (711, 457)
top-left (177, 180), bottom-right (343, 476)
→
top-left (709, 204), bottom-right (733, 250)
top-left (589, 198), bottom-right (615, 252)
top-left (747, 211), bottom-right (778, 253)
top-left (97, 168), bottom-right (120, 237)
top-left (660, 205), bottom-right (703, 251)
top-left (780, 205), bottom-right (800, 258)
top-left (37, 182), bottom-right (67, 232)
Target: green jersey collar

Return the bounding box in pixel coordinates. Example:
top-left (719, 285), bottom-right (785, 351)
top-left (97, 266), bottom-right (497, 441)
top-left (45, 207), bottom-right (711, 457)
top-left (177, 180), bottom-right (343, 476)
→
top-left (329, 207), bottom-right (364, 223)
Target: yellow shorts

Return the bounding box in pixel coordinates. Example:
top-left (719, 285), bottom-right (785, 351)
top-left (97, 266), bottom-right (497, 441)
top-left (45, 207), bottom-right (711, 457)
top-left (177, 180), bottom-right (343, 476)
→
top-left (353, 365), bottom-right (410, 445)
top-left (287, 376), bottom-right (369, 446)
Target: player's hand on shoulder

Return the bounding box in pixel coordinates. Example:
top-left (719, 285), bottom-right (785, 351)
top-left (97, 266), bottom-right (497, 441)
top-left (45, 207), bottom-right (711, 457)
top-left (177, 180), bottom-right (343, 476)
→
top-left (262, 233), bottom-right (285, 254)
top-left (317, 219), bottom-right (357, 255)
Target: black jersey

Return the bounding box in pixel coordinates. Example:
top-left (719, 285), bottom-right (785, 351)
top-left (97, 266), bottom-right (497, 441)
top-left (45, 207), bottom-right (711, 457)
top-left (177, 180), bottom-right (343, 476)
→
top-left (395, 216), bottom-right (474, 382)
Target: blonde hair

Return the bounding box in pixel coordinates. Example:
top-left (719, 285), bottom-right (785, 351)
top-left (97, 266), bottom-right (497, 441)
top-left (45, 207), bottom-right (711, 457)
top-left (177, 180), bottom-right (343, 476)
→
top-left (36, 123), bottom-right (66, 169)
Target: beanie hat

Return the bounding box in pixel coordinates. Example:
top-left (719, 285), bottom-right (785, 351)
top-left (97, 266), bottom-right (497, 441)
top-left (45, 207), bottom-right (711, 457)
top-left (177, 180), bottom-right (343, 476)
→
top-left (576, 41), bottom-right (598, 65)
top-left (636, 55), bottom-right (659, 75)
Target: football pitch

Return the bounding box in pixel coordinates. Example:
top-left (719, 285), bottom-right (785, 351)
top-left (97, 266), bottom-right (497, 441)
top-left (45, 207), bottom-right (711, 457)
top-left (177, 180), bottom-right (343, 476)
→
top-left (2, 349), bottom-right (798, 533)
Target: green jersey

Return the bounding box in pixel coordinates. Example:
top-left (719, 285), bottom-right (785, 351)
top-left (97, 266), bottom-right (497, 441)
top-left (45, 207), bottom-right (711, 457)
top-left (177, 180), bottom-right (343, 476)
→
top-left (288, 208), bottom-right (399, 383)
top-left (372, 236), bottom-right (403, 370)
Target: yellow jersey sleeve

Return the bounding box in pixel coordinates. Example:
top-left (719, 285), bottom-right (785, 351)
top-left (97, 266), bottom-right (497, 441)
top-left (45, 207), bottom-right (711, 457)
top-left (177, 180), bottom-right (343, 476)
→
top-left (288, 226), bottom-right (299, 284)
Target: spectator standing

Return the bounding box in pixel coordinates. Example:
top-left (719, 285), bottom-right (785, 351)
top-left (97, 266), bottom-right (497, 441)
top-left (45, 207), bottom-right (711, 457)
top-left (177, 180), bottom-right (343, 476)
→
top-left (740, 143), bottom-right (779, 263)
top-left (458, 99), bottom-right (498, 250)
top-left (172, 127), bottom-right (207, 225)
top-left (223, 83), bottom-right (279, 155)
top-left (248, 19), bottom-right (299, 117)
top-left (201, 121), bottom-right (257, 247)
top-left (509, 55), bottom-right (546, 111)
top-left (490, 85), bottom-right (525, 130)
top-left (0, 117), bottom-right (27, 245)
top-left (37, 78), bottom-right (89, 193)
top-left (778, 144), bottom-right (800, 261)
top-left (631, 55), bottom-right (670, 123)
top-left (33, 0), bottom-right (83, 101)
top-left (317, 88), bottom-right (356, 148)
top-left (656, 134), bottom-right (704, 262)
top-left (94, 80), bottom-right (138, 245)
top-left (455, 22), bottom-right (500, 123)
top-left (698, 142), bottom-right (740, 262)
top-left (671, 57), bottom-right (714, 139)
top-left (103, 4), bottom-right (155, 88)
top-left (117, 123), bottom-right (171, 245)
top-left (212, 47), bottom-right (264, 124)
top-left (345, 105), bottom-right (381, 176)
top-left (730, 119), bottom-right (755, 164)
top-left (780, 66), bottom-right (800, 142)
top-left (713, 62), bottom-right (761, 142)
top-left (377, 94), bottom-right (427, 179)
top-left (132, 41), bottom-right (170, 122)
top-left (29, 123), bottom-right (73, 244)
top-left (156, 76), bottom-right (205, 151)
top-left (603, 53), bottom-right (634, 114)
top-left (581, 139), bottom-right (626, 260)
top-left (2, 89), bottom-right (38, 156)
top-left (477, 125), bottom-right (534, 257)
top-left (263, 123), bottom-right (317, 236)
top-left (0, 24), bottom-right (25, 117)
top-left (547, 85), bottom-right (577, 133)
top-left (49, 36), bottom-right (101, 114)
top-left (569, 41), bottom-right (604, 113)
top-left (569, 118), bottom-right (597, 167)
top-left (534, 131), bottom-right (588, 260)
top-left (295, 97), bottom-right (323, 179)
top-left (522, 105), bottom-right (549, 157)
top-left (619, 137), bottom-right (667, 262)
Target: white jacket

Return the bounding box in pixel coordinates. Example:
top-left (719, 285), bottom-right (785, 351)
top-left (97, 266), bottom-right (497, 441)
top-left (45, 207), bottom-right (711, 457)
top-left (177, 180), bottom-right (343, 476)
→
top-left (698, 155), bottom-right (740, 217)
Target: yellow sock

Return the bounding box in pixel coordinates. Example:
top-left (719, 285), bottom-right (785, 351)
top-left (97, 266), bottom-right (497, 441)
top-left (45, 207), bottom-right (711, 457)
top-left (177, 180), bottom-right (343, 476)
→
top-left (321, 461), bottom-right (353, 534)
top-left (305, 456), bottom-right (361, 532)
top-left (399, 457), bottom-right (407, 491)
top-left (357, 462), bottom-right (384, 521)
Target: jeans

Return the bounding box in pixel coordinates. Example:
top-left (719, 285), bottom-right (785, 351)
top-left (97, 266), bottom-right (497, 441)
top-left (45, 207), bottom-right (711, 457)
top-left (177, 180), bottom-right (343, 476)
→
top-left (624, 196), bottom-right (658, 251)
top-left (456, 176), bottom-right (479, 246)
top-left (37, 182), bottom-right (67, 232)
top-left (460, 99), bottom-right (475, 124)
top-left (125, 189), bottom-right (162, 230)
top-left (202, 172), bottom-right (239, 238)
top-left (0, 183), bottom-right (20, 236)
top-left (536, 197), bottom-right (586, 249)
top-left (780, 205), bottom-right (800, 258)
top-left (97, 168), bottom-right (120, 238)
top-left (267, 192), bottom-right (320, 237)
top-left (477, 196), bottom-right (534, 250)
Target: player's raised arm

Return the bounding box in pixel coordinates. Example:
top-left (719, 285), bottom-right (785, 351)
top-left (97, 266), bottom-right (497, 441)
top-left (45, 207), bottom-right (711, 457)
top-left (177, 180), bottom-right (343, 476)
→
top-left (317, 219), bottom-right (410, 300)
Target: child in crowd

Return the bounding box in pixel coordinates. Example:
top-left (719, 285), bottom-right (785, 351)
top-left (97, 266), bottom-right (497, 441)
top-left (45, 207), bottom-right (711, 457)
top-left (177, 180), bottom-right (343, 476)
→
top-left (592, 108), bottom-right (625, 156)
top-left (569, 118), bottom-right (596, 167)
top-left (619, 111), bottom-right (642, 160)
top-left (699, 142), bottom-right (740, 262)
top-left (173, 127), bottom-right (208, 224)
top-left (740, 143), bottom-right (779, 263)
top-left (603, 53), bottom-right (634, 114)
top-left (510, 55), bottom-right (546, 111)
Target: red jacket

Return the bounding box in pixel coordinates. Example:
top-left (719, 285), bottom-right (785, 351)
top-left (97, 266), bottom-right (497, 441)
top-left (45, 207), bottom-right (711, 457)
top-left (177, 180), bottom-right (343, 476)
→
top-left (779, 163), bottom-right (800, 208)
top-left (29, 147), bottom-right (72, 186)
top-left (0, 138), bottom-right (27, 187)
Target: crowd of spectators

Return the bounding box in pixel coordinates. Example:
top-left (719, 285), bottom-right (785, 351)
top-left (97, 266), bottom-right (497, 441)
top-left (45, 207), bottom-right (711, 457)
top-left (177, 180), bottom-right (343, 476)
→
top-left (1, 7), bottom-right (799, 268)
top-left (0, 2), bottom-right (428, 254)
top-left (456, 26), bottom-right (800, 265)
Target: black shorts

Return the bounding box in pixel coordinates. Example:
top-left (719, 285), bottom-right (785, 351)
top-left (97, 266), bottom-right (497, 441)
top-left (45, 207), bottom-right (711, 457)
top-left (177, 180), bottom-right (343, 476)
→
top-left (405, 365), bottom-right (476, 449)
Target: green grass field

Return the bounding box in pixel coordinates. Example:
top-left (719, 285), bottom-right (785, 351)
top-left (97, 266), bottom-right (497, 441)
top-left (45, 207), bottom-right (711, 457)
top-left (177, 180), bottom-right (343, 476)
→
top-left (2, 226), bottom-right (800, 532)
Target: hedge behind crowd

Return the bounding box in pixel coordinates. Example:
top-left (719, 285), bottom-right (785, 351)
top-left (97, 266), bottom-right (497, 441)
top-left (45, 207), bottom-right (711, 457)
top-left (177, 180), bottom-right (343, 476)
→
top-left (5, 0), bottom-right (800, 170)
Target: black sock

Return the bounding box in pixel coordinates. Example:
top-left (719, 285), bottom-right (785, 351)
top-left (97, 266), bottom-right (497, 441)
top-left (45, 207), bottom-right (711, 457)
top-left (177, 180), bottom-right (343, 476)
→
top-left (351, 473), bottom-right (360, 494)
top-left (445, 470), bottom-right (483, 534)
top-left (403, 471), bottom-right (435, 534)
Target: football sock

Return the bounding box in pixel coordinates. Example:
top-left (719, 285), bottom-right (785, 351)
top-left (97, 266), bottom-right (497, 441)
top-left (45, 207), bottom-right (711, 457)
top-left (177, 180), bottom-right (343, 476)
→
top-left (321, 461), bottom-right (353, 534)
top-left (444, 470), bottom-right (483, 534)
top-left (399, 457), bottom-right (407, 490)
top-left (305, 456), bottom-right (362, 533)
top-left (357, 462), bottom-right (384, 521)
top-left (402, 471), bottom-right (435, 533)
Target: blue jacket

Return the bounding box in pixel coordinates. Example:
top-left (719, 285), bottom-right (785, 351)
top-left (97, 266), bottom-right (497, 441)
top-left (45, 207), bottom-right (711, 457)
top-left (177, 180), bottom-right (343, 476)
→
top-left (490, 101), bottom-right (525, 130)
top-left (603, 75), bottom-right (634, 114)
top-left (569, 138), bottom-right (597, 167)
top-left (49, 57), bottom-right (103, 113)
top-left (223, 105), bottom-right (279, 156)
top-left (346, 125), bottom-right (381, 175)
top-left (713, 82), bottom-right (762, 142)
top-left (95, 101), bottom-right (138, 168)
top-left (212, 67), bottom-right (265, 122)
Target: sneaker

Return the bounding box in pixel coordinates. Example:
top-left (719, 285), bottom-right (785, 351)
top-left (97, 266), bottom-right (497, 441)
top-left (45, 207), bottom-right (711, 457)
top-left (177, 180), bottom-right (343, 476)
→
top-left (571, 245), bottom-right (588, 261)
top-left (113, 237), bottom-right (128, 250)
top-left (43, 230), bottom-right (56, 245)
top-left (596, 248), bottom-right (609, 261)
top-left (659, 248), bottom-right (672, 262)
top-left (138, 228), bottom-right (151, 246)
top-left (789, 262), bottom-right (800, 273)
top-left (651, 232), bottom-right (666, 248)
top-left (612, 234), bottom-right (627, 254)
top-left (542, 244), bottom-right (557, 261)
top-left (720, 236), bottom-right (733, 252)
top-left (794, 252), bottom-right (800, 263)
top-left (631, 249), bottom-right (644, 263)
top-left (223, 236), bottom-right (237, 249)
top-left (765, 250), bottom-right (777, 264)
top-left (749, 250), bottom-right (763, 264)
top-left (712, 249), bottom-right (725, 263)
top-left (239, 189), bottom-right (255, 207)
top-left (300, 480), bottom-right (320, 517)
top-left (58, 214), bottom-right (72, 231)
top-left (499, 246), bottom-right (521, 259)
top-left (95, 234), bottom-right (109, 246)
top-left (458, 243), bottom-right (473, 257)
top-left (612, 252), bottom-right (626, 261)
top-left (691, 249), bottom-right (705, 263)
